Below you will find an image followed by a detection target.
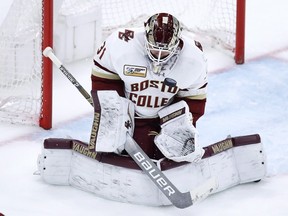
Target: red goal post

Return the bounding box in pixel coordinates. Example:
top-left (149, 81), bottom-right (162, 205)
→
top-left (235, 0), bottom-right (246, 64)
top-left (0, 0), bottom-right (245, 129)
top-left (41, 0), bottom-right (53, 129)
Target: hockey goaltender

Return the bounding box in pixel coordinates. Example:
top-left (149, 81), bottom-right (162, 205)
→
top-left (36, 13), bottom-right (266, 208)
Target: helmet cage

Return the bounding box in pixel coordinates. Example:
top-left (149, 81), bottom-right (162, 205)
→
top-left (145, 39), bottom-right (180, 63)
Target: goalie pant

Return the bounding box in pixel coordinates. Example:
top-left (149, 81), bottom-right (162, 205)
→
top-left (36, 134), bottom-right (266, 207)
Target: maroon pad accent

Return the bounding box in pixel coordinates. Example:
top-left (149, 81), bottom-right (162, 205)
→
top-left (97, 152), bottom-right (140, 170)
top-left (42, 138), bottom-right (186, 170)
top-left (232, 134), bottom-right (261, 146)
top-left (44, 138), bottom-right (73, 149)
top-left (98, 152), bottom-right (188, 171)
top-left (203, 134), bottom-right (261, 158)
top-left (43, 134), bottom-right (260, 171)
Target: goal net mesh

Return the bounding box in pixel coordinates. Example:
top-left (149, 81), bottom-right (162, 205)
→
top-left (97, 0), bottom-right (236, 51)
top-left (58, 0), bottom-right (236, 49)
top-left (0, 0), bottom-right (42, 125)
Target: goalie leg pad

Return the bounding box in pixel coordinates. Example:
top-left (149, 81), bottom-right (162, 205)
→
top-left (203, 137), bottom-right (266, 193)
top-left (37, 135), bottom-right (266, 206)
top-left (233, 142), bottom-right (266, 184)
top-left (37, 139), bottom-right (73, 185)
top-left (163, 138), bottom-right (266, 196)
top-left (37, 138), bottom-right (172, 206)
top-left (69, 151), bottom-right (172, 206)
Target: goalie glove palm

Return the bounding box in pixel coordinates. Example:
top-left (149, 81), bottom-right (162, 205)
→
top-left (154, 101), bottom-right (204, 163)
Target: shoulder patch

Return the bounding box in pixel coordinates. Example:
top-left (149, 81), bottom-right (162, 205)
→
top-left (123, 65), bottom-right (147, 77)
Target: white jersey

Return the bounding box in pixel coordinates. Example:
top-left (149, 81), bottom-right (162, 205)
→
top-left (93, 28), bottom-right (207, 118)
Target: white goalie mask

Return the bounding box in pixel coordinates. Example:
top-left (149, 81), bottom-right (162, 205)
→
top-left (144, 13), bottom-right (182, 73)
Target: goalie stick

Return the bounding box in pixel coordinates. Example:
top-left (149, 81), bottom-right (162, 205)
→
top-left (43, 47), bottom-right (93, 107)
top-left (42, 47), bottom-right (217, 208)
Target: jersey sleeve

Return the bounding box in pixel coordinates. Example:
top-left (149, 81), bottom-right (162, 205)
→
top-left (175, 83), bottom-right (207, 126)
top-left (91, 31), bottom-right (125, 96)
top-left (175, 44), bottom-right (208, 125)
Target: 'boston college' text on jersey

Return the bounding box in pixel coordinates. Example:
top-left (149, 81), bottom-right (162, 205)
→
top-left (92, 28), bottom-right (207, 118)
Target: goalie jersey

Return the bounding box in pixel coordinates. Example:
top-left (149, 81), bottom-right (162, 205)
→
top-left (92, 27), bottom-right (208, 123)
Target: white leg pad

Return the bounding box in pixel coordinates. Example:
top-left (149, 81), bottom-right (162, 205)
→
top-left (69, 152), bottom-right (170, 206)
top-left (37, 147), bottom-right (72, 185)
top-left (233, 143), bottom-right (266, 184)
top-left (205, 142), bottom-right (266, 194)
top-left (37, 138), bottom-right (266, 206)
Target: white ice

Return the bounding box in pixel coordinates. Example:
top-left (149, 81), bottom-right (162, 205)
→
top-left (1, 0), bottom-right (288, 215)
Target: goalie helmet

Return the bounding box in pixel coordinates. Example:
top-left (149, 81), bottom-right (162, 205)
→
top-left (144, 13), bottom-right (182, 67)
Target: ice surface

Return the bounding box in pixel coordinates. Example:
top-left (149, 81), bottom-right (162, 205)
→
top-left (1, 0), bottom-right (288, 215)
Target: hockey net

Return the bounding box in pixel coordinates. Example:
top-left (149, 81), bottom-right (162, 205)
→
top-left (0, 0), bottom-right (45, 127)
top-left (0, 0), bottom-right (244, 129)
